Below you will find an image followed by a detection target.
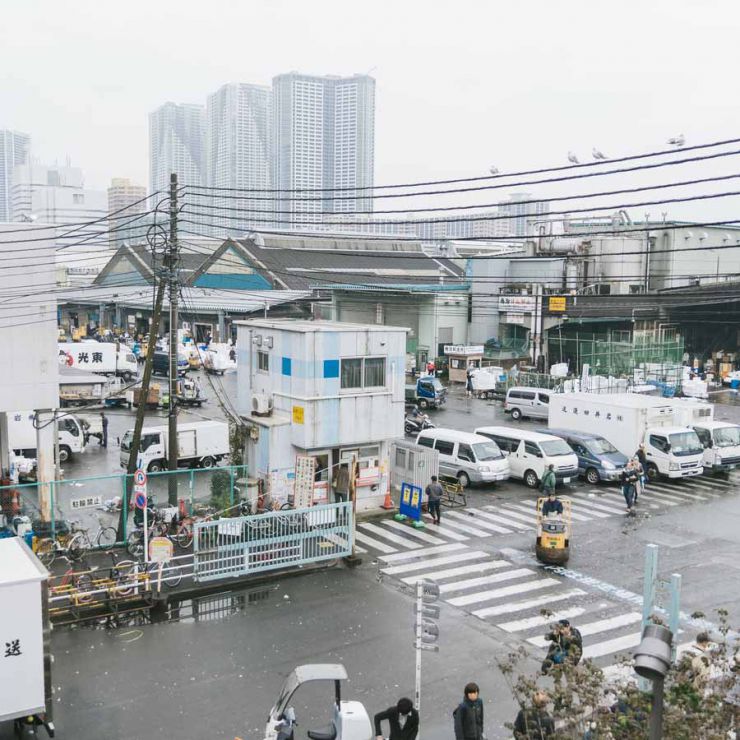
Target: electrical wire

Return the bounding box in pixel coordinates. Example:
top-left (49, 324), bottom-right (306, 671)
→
top-left (181, 135), bottom-right (740, 194)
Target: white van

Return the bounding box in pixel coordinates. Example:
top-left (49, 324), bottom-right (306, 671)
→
top-left (504, 387), bottom-right (551, 421)
top-left (415, 429), bottom-right (510, 488)
top-left (474, 426), bottom-right (578, 489)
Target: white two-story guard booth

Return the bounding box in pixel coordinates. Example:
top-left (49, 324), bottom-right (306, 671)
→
top-left (236, 319), bottom-right (407, 512)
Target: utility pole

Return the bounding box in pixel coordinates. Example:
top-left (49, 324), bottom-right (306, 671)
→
top-left (167, 173), bottom-right (179, 506)
top-left (116, 279), bottom-right (165, 541)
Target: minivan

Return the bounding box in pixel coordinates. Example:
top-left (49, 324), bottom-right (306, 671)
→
top-left (153, 351), bottom-right (189, 377)
top-left (474, 426), bottom-right (578, 489)
top-left (416, 429), bottom-right (510, 488)
top-left (539, 428), bottom-right (628, 484)
top-left (504, 387), bottom-right (551, 421)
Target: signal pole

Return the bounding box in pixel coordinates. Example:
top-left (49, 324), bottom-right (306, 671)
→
top-left (167, 173), bottom-right (179, 505)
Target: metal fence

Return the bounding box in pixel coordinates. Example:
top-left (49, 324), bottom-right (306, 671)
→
top-left (1, 465), bottom-right (248, 544)
top-left (193, 502), bottom-right (353, 582)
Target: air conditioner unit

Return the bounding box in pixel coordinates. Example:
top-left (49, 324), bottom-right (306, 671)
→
top-left (251, 393), bottom-right (273, 417)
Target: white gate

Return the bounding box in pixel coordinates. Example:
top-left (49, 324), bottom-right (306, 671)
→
top-left (391, 441), bottom-right (439, 492)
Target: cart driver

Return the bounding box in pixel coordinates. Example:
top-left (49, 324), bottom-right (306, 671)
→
top-left (541, 492), bottom-right (564, 518)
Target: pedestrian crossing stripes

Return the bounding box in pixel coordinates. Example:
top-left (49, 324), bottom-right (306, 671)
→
top-left (445, 510), bottom-right (513, 534)
top-left (358, 522), bottom-right (423, 549)
top-left (401, 560), bottom-right (509, 585)
top-left (381, 519), bottom-right (450, 544)
top-left (379, 543), bottom-right (466, 563)
top-left (380, 550), bottom-right (489, 576)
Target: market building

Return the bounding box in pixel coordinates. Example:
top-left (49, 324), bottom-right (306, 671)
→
top-left (235, 319), bottom-right (406, 512)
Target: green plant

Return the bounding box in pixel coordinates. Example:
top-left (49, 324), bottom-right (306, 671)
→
top-left (209, 469), bottom-right (232, 512)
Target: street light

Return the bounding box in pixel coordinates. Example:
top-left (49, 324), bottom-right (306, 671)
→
top-left (634, 623), bottom-right (673, 740)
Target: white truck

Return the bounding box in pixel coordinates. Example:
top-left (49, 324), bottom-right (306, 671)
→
top-left (668, 399), bottom-right (740, 474)
top-left (58, 341), bottom-right (138, 381)
top-left (120, 420), bottom-right (229, 472)
top-left (548, 392), bottom-right (704, 480)
top-left (8, 410), bottom-right (86, 463)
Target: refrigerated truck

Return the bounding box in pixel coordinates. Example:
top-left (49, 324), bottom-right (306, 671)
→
top-left (0, 538), bottom-right (54, 737)
top-left (668, 399), bottom-right (740, 474)
top-left (120, 420), bottom-right (229, 472)
top-left (548, 393), bottom-right (704, 480)
top-left (8, 410), bottom-right (86, 463)
top-left (58, 341), bottom-right (138, 381)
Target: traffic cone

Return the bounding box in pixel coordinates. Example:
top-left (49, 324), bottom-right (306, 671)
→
top-left (381, 483), bottom-right (394, 510)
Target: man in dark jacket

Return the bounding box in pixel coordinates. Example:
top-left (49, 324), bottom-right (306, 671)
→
top-left (453, 682), bottom-right (484, 740)
top-left (374, 697), bottom-right (418, 740)
top-left (513, 691), bottom-right (555, 739)
top-left (541, 492), bottom-right (563, 517)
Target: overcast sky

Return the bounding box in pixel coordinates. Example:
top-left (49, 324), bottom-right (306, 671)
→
top-left (2, 0), bottom-right (740, 223)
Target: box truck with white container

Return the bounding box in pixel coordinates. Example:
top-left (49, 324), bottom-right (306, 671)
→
top-left (548, 393), bottom-right (704, 480)
top-left (120, 420), bottom-right (229, 472)
top-left (58, 341), bottom-right (138, 381)
top-left (668, 399), bottom-right (740, 474)
top-left (8, 410), bottom-right (86, 463)
top-left (0, 538), bottom-right (54, 737)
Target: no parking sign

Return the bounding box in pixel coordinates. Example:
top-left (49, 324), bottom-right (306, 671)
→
top-left (134, 468), bottom-right (148, 509)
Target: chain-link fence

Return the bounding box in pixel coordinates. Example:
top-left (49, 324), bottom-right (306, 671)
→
top-left (0, 465), bottom-right (248, 546)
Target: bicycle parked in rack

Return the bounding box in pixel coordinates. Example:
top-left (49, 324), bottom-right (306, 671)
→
top-left (36, 515), bottom-right (117, 566)
top-left (109, 550), bottom-right (183, 593)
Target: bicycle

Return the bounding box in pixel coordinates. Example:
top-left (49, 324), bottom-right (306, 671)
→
top-left (110, 549), bottom-right (182, 593)
top-left (36, 515), bottom-right (118, 566)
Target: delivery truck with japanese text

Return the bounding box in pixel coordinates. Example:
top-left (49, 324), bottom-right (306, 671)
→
top-left (548, 393), bottom-right (704, 480)
top-left (57, 341), bottom-right (138, 381)
top-left (8, 410), bottom-right (86, 463)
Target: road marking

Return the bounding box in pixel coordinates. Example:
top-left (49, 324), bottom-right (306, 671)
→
top-left (566, 501), bottom-right (610, 519)
top-left (418, 520), bottom-right (469, 541)
top-left (497, 607), bottom-right (587, 633)
top-left (678, 479), bottom-right (723, 493)
top-left (438, 567), bottom-right (534, 594)
top-left (568, 495), bottom-right (626, 515)
top-left (355, 531), bottom-right (397, 553)
top-left (401, 560), bottom-right (509, 585)
top-left (358, 523), bottom-right (423, 549)
top-left (381, 550), bottom-right (490, 575)
top-left (381, 519), bottom-right (449, 544)
top-left (446, 578), bottom-right (560, 607)
top-left (379, 543), bottom-right (466, 563)
top-left (466, 507), bottom-right (532, 530)
top-left (430, 517), bottom-right (493, 538)
top-left (324, 533), bottom-right (366, 553)
top-left (647, 483), bottom-right (709, 501)
top-left (445, 510), bottom-right (513, 534)
top-left (521, 500), bottom-right (592, 522)
top-left (599, 491), bottom-right (659, 509)
top-left (638, 490), bottom-right (681, 506)
top-left (582, 632), bottom-right (642, 660)
top-left (473, 588), bottom-right (587, 619)
top-left (681, 477), bottom-right (728, 489)
top-left (527, 612), bottom-right (642, 648)
top-left (483, 506), bottom-right (535, 526)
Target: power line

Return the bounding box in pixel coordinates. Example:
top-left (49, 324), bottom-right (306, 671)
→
top-left (181, 135), bottom-right (740, 194)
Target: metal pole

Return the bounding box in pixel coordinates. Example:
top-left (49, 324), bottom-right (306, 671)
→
top-left (649, 677), bottom-right (665, 740)
top-left (116, 279), bottom-right (166, 541)
top-left (143, 497), bottom-right (149, 564)
top-left (640, 544), bottom-right (659, 692)
top-left (668, 573), bottom-right (682, 662)
top-left (167, 173), bottom-right (179, 506)
top-left (415, 580), bottom-right (422, 713)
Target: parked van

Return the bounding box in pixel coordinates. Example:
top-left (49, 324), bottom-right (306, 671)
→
top-left (415, 429), bottom-right (510, 488)
top-left (474, 426), bottom-right (578, 489)
top-left (152, 351), bottom-right (189, 377)
top-left (504, 387), bottom-right (551, 421)
top-left (540, 428), bottom-right (628, 484)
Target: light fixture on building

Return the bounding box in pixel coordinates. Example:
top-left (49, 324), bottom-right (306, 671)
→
top-left (265, 336), bottom-right (274, 349)
top-left (253, 334), bottom-right (263, 346)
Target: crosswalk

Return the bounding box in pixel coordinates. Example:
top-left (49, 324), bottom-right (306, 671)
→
top-left (356, 473), bottom-right (739, 664)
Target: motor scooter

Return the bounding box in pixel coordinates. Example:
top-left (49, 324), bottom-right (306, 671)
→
top-left (404, 406), bottom-right (435, 436)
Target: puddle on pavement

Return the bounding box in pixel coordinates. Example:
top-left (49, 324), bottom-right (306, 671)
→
top-left (164, 584), bottom-right (278, 624)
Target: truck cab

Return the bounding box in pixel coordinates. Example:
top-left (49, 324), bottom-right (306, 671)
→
top-left (643, 426), bottom-right (704, 479)
top-left (690, 421), bottom-right (740, 474)
top-left (405, 376), bottom-right (447, 409)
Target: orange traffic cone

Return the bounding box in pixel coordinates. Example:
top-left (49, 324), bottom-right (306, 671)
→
top-left (381, 483), bottom-right (394, 510)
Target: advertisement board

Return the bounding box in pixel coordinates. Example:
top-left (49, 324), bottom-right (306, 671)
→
top-left (497, 295), bottom-right (537, 313)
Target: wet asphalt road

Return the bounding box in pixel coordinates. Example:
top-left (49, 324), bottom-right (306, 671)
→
top-left (10, 377), bottom-right (740, 740)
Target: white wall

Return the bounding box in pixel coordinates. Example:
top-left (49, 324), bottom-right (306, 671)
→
top-left (0, 224), bottom-right (59, 412)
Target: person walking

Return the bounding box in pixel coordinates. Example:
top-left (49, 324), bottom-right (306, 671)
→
top-left (632, 455), bottom-right (644, 504)
top-left (513, 690), bottom-right (555, 739)
top-left (620, 461), bottom-right (638, 513)
top-left (100, 411), bottom-right (108, 449)
top-left (332, 463), bottom-right (351, 503)
top-left (453, 682), bottom-right (484, 740)
top-left (426, 475), bottom-right (444, 524)
top-left (540, 464), bottom-right (557, 497)
top-left (374, 697), bottom-right (419, 740)
top-left (466, 367), bottom-right (474, 398)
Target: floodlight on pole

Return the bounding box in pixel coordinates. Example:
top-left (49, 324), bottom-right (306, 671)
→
top-left (634, 623), bottom-right (673, 740)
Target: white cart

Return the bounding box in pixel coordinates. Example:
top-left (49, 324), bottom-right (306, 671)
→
top-left (0, 537), bottom-right (55, 737)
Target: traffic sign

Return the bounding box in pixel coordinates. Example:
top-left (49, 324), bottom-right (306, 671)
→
top-left (134, 469), bottom-right (147, 487)
top-left (134, 491), bottom-right (147, 510)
